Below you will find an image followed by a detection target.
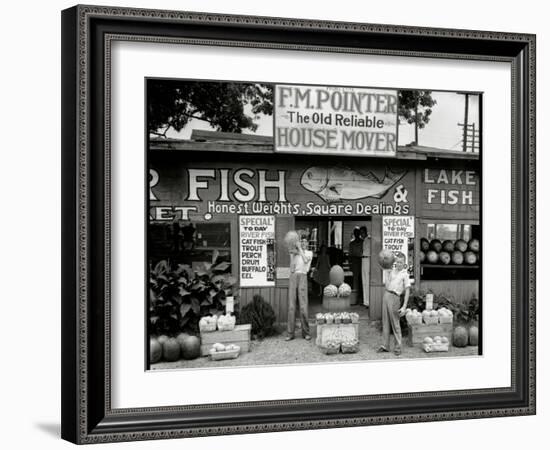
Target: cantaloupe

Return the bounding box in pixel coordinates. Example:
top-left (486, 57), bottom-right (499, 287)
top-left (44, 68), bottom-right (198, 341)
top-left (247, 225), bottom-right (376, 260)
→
top-left (453, 326), bottom-right (469, 347)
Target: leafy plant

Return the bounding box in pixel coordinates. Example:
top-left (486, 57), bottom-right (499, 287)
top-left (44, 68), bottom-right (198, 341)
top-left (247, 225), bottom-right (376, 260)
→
top-left (239, 294), bottom-right (278, 339)
top-left (149, 260), bottom-right (237, 336)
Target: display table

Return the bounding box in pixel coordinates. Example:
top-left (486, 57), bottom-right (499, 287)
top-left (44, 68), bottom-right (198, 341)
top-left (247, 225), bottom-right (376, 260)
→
top-left (322, 295), bottom-right (353, 312)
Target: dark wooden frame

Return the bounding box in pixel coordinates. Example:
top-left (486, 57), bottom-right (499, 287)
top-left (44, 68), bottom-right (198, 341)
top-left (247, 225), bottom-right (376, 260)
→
top-left (61, 5), bottom-right (536, 444)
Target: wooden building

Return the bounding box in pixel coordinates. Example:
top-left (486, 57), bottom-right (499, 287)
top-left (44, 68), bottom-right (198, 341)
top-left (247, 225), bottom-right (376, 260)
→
top-left (149, 131), bottom-right (480, 322)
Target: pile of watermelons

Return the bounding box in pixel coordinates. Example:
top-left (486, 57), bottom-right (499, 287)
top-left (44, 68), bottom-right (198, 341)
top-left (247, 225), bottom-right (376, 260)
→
top-left (419, 237), bottom-right (479, 266)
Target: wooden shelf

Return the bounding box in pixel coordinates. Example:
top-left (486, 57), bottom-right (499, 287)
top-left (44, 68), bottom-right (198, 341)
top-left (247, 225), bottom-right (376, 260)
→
top-left (421, 264), bottom-right (479, 269)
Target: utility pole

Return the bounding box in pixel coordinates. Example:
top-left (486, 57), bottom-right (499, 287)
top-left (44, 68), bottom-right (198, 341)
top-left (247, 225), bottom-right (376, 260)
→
top-left (462, 93), bottom-right (469, 152)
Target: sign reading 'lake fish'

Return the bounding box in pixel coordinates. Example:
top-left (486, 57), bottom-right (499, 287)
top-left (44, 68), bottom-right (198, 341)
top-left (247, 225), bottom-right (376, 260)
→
top-left (275, 84), bottom-right (398, 157)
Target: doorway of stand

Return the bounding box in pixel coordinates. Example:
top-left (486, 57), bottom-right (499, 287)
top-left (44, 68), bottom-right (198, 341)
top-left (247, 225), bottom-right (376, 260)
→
top-left (294, 217), bottom-right (373, 314)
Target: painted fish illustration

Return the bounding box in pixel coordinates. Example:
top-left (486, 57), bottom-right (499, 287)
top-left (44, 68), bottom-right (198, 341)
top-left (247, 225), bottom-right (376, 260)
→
top-left (300, 166), bottom-right (406, 202)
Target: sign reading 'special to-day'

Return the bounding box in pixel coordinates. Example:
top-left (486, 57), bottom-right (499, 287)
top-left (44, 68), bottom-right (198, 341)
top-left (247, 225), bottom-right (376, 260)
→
top-left (275, 84), bottom-right (398, 157)
top-left (239, 216), bottom-right (276, 287)
top-left (382, 215), bottom-right (414, 270)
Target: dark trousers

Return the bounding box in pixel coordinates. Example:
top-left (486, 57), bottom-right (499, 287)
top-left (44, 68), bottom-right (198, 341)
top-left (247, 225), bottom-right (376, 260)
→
top-left (288, 272), bottom-right (310, 337)
top-left (350, 256), bottom-right (362, 301)
top-left (382, 291), bottom-right (402, 350)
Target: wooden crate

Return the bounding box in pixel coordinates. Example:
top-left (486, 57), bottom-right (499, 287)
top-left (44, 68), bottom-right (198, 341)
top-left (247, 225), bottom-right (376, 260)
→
top-left (322, 295), bottom-right (351, 312)
top-left (407, 323), bottom-right (453, 346)
top-left (316, 323), bottom-right (359, 346)
top-left (200, 324), bottom-right (251, 356)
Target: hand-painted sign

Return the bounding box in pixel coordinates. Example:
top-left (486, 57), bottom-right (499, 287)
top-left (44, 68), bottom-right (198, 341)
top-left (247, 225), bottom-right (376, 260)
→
top-left (382, 215), bottom-right (414, 270)
top-left (239, 215), bottom-right (276, 287)
top-left (149, 161), bottom-right (414, 221)
top-left (422, 168), bottom-right (479, 218)
top-left (275, 84), bottom-right (398, 157)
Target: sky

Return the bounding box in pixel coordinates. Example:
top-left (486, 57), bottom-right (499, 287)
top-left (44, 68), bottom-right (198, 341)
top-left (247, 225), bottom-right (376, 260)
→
top-left (162, 89), bottom-right (481, 152)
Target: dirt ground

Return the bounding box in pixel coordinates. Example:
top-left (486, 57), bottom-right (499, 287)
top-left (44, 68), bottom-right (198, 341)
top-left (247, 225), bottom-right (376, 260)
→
top-left (151, 319), bottom-right (479, 371)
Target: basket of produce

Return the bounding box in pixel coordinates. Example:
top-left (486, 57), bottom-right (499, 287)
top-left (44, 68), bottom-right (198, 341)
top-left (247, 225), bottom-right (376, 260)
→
top-left (437, 307), bottom-right (454, 324)
top-left (334, 313), bottom-right (342, 324)
top-left (324, 313), bottom-right (334, 324)
top-left (199, 315), bottom-right (218, 332)
top-left (341, 312), bottom-right (352, 324)
top-left (405, 309), bottom-right (422, 325)
top-left (320, 340), bottom-right (340, 355)
top-left (209, 343), bottom-right (240, 360)
top-left (341, 338), bottom-right (360, 354)
top-left (350, 312), bottom-right (360, 324)
top-left (422, 310), bottom-right (439, 325)
top-left (316, 313), bottom-right (325, 324)
top-left (216, 313), bottom-right (236, 331)
top-left (422, 336), bottom-right (449, 352)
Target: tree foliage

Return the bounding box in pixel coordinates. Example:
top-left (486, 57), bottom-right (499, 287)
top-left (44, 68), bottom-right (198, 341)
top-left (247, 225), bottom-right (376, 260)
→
top-left (398, 91), bottom-right (437, 142)
top-left (148, 80), bottom-right (273, 136)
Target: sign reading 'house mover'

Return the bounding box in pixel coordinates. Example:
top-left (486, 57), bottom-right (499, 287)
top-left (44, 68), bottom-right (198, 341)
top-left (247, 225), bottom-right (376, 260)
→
top-left (275, 84), bottom-right (398, 157)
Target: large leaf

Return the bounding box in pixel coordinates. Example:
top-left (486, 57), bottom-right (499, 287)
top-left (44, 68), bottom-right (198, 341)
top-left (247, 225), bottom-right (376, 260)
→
top-left (180, 303), bottom-right (191, 317)
top-left (179, 286), bottom-right (191, 297)
top-left (211, 261), bottom-right (231, 272)
top-left (190, 296), bottom-right (201, 314)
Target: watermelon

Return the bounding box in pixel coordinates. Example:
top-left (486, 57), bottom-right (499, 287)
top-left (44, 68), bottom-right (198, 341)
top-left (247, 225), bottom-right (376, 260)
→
top-left (162, 337), bottom-right (181, 362)
top-left (426, 250), bottom-right (438, 264)
top-left (420, 238), bottom-right (430, 252)
top-left (181, 335), bottom-right (201, 360)
top-left (469, 326), bottom-right (479, 346)
top-left (329, 265), bottom-right (345, 287)
top-left (464, 251), bottom-right (477, 265)
top-left (378, 249), bottom-right (395, 269)
top-left (442, 240), bottom-right (455, 253)
top-left (419, 251), bottom-right (426, 263)
top-left (453, 326), bottom-right (469, 347)
top-left (451, 250), bottom-right (464, 265)
top-left (429, 239), bottom-right (442, 252)
top-left (455, 239), bottom-right (468, 252)
top-left (150, 337), bottom-right (162, 364)
top-left (439, 251), bottom-right (451, 265)
top-left (468, 238), bottom-right (480, 252)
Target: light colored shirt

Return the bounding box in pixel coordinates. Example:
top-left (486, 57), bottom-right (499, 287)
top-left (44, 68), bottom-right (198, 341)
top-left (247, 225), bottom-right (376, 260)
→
top-left (362, 237), bottom-right (371, 257)
top-left (291, 250), bottom-right (313, 274)
top-left (384, 268), bottom-right (411, 295)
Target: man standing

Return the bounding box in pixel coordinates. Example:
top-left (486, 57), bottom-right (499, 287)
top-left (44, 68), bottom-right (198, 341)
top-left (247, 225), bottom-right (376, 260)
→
top-left (348, 227), bottom-right (364, 305)
top-left (286, 237), bottom-right (313, 341)
top-left (359, 226), bottom-right (371, 307)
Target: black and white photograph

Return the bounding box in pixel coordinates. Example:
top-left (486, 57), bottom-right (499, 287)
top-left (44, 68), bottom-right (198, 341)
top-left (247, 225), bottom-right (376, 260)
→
top-left (147, 79), bottom-right (482, 369)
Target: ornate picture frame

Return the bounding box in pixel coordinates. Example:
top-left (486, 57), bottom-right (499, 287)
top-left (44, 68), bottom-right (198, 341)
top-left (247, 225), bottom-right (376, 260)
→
top-left (61, 5), bottom-right (535, 444)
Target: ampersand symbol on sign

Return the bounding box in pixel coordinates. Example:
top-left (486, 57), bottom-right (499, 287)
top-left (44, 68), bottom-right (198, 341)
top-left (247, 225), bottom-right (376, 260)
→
top-left (393, 184), bottom-right (408, 203)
